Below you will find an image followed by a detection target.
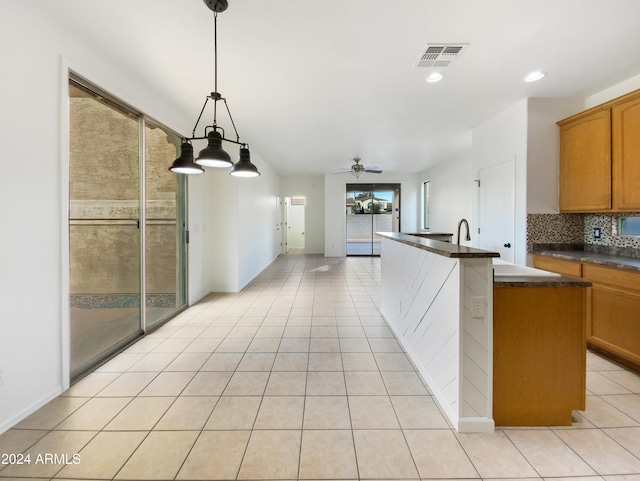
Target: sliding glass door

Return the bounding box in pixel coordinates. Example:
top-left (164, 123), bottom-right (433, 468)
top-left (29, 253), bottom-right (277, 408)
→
top-left (69, 78), bottom-right (187, 380)
top-left (69, 80), bottom-right (142, 378)
top-left (144, 122), bottom-right (187, 330)
top-left (346, 183), bottom-right (401, 256)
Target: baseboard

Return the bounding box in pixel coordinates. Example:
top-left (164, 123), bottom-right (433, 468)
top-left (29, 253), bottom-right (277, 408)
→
top-left (457, 416), bottom-right (495, 433)
top-left (0, 386), bottom-right (63, 435)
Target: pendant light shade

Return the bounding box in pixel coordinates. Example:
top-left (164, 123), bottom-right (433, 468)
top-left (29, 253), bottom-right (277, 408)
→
top-left (229, 145), bottom-right (260, 177)
top-left (169, 141), bottom-right (204, 175)
top-left (195, 130), bottom-right (233, 168)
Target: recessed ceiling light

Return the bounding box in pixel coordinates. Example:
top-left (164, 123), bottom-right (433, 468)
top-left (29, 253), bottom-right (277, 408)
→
top-left (426, 72), bottom-right (443, 83)
top-left (524, 70), bottom-right (546, 82)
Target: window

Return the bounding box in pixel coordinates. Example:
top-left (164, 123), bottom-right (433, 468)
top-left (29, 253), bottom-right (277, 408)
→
top-left (619, 216), bottom-right (640, 237)
top-left (422, 181), bottom-right (431, 230)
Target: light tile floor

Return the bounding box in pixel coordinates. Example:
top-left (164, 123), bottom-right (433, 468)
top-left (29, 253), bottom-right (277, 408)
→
top-left (2, 252), bottom-right (640, 480)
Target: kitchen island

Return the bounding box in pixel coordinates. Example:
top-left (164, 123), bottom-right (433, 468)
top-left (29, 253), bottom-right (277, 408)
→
top-left (378, 232), bottom-right (499, 432)
top-left (492, 260), bottom-right (591, 426)
top-left (377, 233), bottom-right (591, 432)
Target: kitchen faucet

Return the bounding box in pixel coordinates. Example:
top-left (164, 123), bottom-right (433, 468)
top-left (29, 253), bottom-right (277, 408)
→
top-left (457, 218), bottom-right (471, 245)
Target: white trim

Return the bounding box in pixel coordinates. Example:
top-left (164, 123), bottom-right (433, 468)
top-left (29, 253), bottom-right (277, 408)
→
top-left (0, 387), bottom-right (63, 435)
top-left (59, 56), bottom-right (71, 392)
top-left (457, 417), bottom-right (495, 433)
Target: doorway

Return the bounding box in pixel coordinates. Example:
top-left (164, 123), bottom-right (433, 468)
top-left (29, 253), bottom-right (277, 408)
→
top-left (68, 78), bottom-right (187, 380)
top-left (287, 196), bottom-right (306, 250)
top-left (346, 183), bottom-right (400, 256)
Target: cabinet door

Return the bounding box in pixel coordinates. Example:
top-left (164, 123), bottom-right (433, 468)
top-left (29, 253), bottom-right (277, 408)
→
top-left (559, 109), bottom-right (611, 212)
top-left (588, 285), bottom-right (640, 367)
top-left (612, 95), bottom-right (640, 210)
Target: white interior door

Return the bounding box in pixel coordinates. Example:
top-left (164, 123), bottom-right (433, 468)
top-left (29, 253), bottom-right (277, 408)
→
top-left (276, 195), bottom-right (284, 255)
top-left (288, 202), bottom-right (305, 249)
top-left (478, 159), bottom-right (515, 262)
top-left (283, 197), bottom-right (290, 253)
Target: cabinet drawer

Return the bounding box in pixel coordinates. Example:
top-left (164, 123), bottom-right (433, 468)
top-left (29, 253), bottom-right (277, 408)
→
top-left (582, 264), bottom-right (640, 292)
top-left (533, 255), bottom-right (582, 278)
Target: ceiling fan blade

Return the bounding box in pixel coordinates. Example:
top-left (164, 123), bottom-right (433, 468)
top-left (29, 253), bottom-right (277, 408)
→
top-left (332, 171), bottom-right (353, 175)
top-left (364, 169), bottom-right (382, 173)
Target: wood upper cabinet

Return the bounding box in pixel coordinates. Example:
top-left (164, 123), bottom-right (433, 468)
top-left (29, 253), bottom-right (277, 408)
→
top-left (612, 94), bottom-right (640, 210)
top-left (558, 108), bottom-right (611, 212)
top-left (558, 88), bottom-right (640, 213)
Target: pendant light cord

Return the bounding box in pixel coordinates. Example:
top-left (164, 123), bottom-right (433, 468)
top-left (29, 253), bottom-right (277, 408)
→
top-left (188, 7), bottom-right (241, 144)
top-left (213, 11), bottom-right (218, 128)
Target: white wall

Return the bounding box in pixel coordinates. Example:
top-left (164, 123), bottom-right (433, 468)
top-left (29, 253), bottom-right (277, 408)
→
top-left (237, 154), bottom-right (281, 290)
top-left (0, 2), bottom-right (280, 433)
top-left (586, 72), bottom-right (640, 108)
top-left (187, 173), bottom-right (217, 303)
top-left (526, 98), bottom-right (584, 214)
top-left (0, 2), bottom-right (190, 432)
top-left (280, 175), bottom-right (325, 254)
top-left (418, 152), bottom-right (473, 245)
top-left (472, 100), bottom-right (528, 264)
top-left (324, 172), bottom-right (419, 257)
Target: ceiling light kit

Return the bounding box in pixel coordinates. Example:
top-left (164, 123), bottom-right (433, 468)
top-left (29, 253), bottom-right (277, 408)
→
top-left (524, 70), bottom-right (546, 82)
top-left (426, 72), bottom-right (443, 83)
top-left (335, 157), bottom-right (383, 179)
top-left (169, 0), bottom-right (260, 177)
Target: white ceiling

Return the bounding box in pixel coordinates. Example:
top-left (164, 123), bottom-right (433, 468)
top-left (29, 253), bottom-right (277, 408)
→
top-left (41, 0), bottom-right (640, 175)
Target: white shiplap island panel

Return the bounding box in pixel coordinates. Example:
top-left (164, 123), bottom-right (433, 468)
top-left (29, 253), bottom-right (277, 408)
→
top-left (378, 233), bottom-right (498, 432)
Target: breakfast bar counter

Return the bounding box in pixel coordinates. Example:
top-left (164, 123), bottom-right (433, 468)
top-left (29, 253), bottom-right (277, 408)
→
top-left (377, 232), bottom-right (590, 431)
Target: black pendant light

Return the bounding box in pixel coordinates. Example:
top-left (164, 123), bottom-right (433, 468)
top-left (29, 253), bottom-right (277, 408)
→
top-left (171, 0), bottom-right (260, 177)
top-left (169, 141), bottom-right (204, 174)
top-left (229, 145), bottom-right (260, 177)
top-left (195, 130), bottom-right (233, 168)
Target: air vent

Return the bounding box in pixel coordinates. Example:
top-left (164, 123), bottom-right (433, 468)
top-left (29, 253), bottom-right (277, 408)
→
top-left (416, 44), bottom-right (468, 68)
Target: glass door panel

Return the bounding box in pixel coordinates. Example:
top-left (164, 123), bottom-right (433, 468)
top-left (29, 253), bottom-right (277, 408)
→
top-left (69, 80), bottom-right (142, 380)
top-left (144, 122), bottom-right (187, 329)
top-left (372, 185), bottom-right (398, 255)
top-left (346, 184), bottom-right (374, 255)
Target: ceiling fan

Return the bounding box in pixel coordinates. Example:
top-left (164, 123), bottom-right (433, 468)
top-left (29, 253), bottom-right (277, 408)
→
top-left (335, 157), bottom-right (382, 178)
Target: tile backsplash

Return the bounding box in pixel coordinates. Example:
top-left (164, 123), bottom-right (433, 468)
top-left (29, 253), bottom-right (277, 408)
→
top-left (526, 213), bottom-right (584, 253)
top-left (584, 213), bottom-right (640, 248)
top-left (527, 212), bottom-right (640, 253)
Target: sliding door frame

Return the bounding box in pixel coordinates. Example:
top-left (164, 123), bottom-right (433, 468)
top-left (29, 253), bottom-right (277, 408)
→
top-left (65, 73), bottom-right (189, 384)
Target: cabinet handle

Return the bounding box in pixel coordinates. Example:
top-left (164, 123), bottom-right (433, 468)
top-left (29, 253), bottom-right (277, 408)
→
top-left (504, 243), bottom-right (511, 248)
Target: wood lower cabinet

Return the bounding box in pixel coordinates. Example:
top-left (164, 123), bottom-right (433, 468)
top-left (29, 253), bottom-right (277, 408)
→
top-left (589, 285), bottom-right (640, 367)
top-left (493, 286), bottom-right (586, 426)
top-left (532, 255), bottom-right (582, 277)
top-left (533, 254), bottom-right (640, 371)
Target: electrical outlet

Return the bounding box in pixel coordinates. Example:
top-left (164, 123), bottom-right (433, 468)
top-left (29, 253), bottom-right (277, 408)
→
top-left (471, 297), bottom-right (485, 318)
top-left (594, 228), bottom-right (601, 239)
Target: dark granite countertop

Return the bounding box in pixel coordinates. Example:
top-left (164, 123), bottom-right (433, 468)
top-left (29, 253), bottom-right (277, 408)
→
top-left (403, 232), bottom-right (454, 236)
top-left (376, 232), bottom-right (500, 258)
top-left (494, 275), bottom-right (592, 288)
top-left (534, 250), bottom-right (640, 273)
